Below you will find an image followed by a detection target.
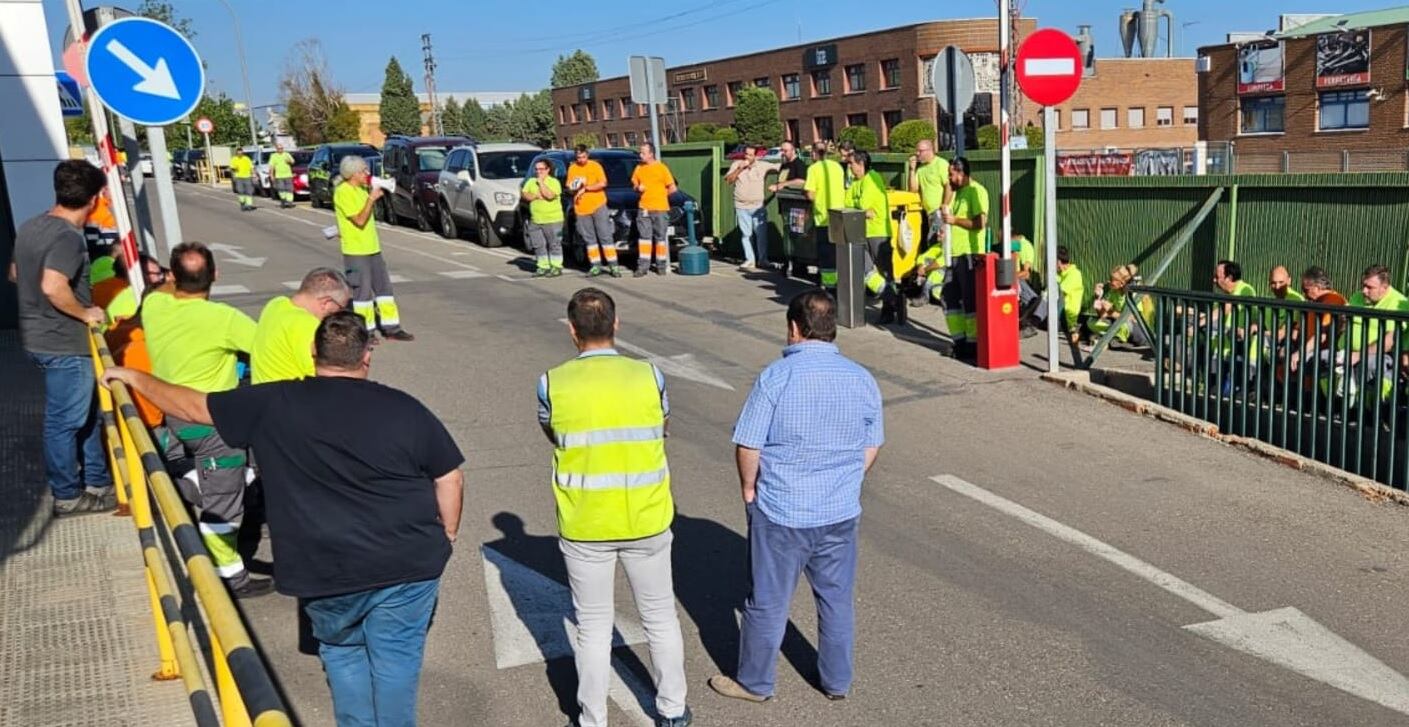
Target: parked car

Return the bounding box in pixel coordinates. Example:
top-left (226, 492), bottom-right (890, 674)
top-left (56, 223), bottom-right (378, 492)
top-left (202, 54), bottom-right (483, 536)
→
top-left (260, 149), bottom-right (315, 200)
top-left (524, 148), bottom-right (702, 267)
top-left (139, 153), bottom-right (154, 176)
top-left (178, 149), bottom-right (206, 182)
top-left (307, 143), bottom-right (381, 209)
top-left (435, 142), bottom-right (541, 246)
top-left (378, 134), bottom-right (472, 231)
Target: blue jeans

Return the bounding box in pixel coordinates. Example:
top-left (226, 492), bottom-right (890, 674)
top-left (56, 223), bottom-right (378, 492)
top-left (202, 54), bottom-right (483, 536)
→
top-left (303, 578), bottom-right (441, 727)
top-left (736, 503), bottom-right (859, 697)
top-left (28, 352), bottom-right (109, 501)
top-left (736, 207), bottom-right (769, 265)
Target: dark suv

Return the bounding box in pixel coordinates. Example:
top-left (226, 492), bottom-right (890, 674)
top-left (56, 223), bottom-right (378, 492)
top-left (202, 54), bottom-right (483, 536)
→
top-left (307, 143), bottom-right (380, 209)
top-left (378, 134), bottom-right (471, 230)
top-left (525, 149), bottom-right (701, 266)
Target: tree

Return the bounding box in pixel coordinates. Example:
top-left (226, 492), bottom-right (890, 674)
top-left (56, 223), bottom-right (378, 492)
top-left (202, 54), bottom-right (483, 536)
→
top-left (551, 50), bottom-right (599, 88)
top-left (1024, 124), bottom-right (1045, 150)
top-left (441, 97), bottom-right (464, 136)
top-left (379, 57), bottom-right (420, 137)
top-left (685, 123), bottom-right (721, 142)
top-left (733, 87), bottom-right (784, 147)
top-left (325, 102), bottom-right (362, 142)
top-left (462, 98), bottom-right (490, 140)
top-left (977, 124), bottom-right (1000, 150)
top-left (507, 90), bottom-right (549, 147)
top-left (571, 132), bottom-right (600, 148)
top-left (888, 119), bottom-right (935, 154)
top-left (837, 125), bottom-right (878, 152)
top-left (189, 94), bottom-right (253, 147)
top-left (712, 126), bottom-right (740, 145)
top-left (136, 0), bottom-right (195, 37)
top-left (280, 40), bottom-right (357, 145)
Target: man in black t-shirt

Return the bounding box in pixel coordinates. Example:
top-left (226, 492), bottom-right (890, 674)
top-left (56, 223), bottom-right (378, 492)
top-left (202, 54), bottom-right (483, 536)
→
top-left (103, 311), bottom-right (464, 726)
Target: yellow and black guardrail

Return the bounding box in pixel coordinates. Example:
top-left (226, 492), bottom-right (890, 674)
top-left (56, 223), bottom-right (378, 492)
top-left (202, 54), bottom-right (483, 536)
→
top-left (88, 326), bottom-right (292, 727)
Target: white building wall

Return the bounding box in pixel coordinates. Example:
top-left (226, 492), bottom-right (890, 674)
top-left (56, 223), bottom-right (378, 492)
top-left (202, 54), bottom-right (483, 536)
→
top-left (0, 0), bottom-right (68, 225)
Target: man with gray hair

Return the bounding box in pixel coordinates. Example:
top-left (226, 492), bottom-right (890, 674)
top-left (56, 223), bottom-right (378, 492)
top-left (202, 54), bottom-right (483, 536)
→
top-left (251, 267), bottom-right (352, 383)
top-left (334, 155), bottom-right (413, 341)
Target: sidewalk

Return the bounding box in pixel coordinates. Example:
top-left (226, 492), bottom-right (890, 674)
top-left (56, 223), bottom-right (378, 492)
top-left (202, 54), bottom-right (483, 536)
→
top-left (0, 331), bottom-right (195, 727)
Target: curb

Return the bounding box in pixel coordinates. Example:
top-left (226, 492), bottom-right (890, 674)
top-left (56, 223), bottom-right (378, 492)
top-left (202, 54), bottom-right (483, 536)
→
top-left (1041, 370), bottom-right (1409, 507)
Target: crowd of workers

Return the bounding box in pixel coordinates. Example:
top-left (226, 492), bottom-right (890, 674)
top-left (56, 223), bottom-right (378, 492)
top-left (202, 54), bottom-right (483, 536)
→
top-left (12, 156), bottom-right (889, 727)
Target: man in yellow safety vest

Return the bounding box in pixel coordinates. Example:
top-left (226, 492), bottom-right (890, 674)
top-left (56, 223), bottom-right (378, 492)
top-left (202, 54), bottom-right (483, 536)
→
top-left (536, 287), bottom-right (692, 727)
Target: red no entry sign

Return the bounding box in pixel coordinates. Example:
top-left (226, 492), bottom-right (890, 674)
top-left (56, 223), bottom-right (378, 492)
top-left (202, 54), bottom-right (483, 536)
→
top-left (196, 117), bottom-right (214, 134)
top-left (1016, 28), bottom-right (1083, 107)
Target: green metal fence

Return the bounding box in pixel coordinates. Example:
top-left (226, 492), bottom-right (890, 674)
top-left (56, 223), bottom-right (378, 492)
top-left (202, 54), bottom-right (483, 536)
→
top-left (1056, 174), bottom-right (1409, 313)
top-left (1140, 284), bottom-right (1409, 490)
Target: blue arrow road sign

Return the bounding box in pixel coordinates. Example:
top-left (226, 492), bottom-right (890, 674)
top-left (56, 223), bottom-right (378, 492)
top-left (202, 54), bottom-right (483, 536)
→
top-left (56, 71), bottom-right (84, 117)
top-left (84, 17), bottom-right (204, 126)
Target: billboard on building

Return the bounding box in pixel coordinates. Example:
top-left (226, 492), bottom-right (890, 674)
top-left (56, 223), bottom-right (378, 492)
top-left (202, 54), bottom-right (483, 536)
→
top-left (1316, 30), bottom-right (1371, 88)
top-left (1237, 40), bottom-right (1285, 94)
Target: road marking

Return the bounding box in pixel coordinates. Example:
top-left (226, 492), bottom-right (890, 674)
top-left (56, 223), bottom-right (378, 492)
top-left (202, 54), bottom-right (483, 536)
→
top-left (389, 273), bottom-right (412, 284)
top-left (280, 281), bottom-right (300, 290)
top-left (439, 270), bottom-right (488, 279)
top-left (210, 284), bottom-right (249, 297)
top-left (481, 547), bottom-right (654, 726)
top-left (207, 242), bottom-right (266, 268)
top-left (556, 319), bottom-right (734, 390)
top-left (931, 474), bottom-right (1409, 716)
top-left (497, 274), bottom-right (534, 282)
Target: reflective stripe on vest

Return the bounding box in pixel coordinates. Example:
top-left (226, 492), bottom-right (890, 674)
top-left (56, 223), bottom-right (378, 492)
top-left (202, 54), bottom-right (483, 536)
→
top-left (547, 354), bottom-right (672, 541)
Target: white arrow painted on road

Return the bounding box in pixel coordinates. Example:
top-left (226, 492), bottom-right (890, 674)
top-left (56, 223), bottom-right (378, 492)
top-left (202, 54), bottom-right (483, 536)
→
top-left (104, 39), bottom-right (180, 99)
top-left (206, 242), bottom-right (266, 268)
top-left (481, 546), bottom-right (656, 726)
top-left (932, 474), bottom-right (1409, 716)
top-left (556, 319), bottom-right (734, 391)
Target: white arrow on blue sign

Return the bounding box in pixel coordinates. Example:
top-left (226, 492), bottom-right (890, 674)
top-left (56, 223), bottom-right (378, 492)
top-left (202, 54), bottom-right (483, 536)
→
top-left (84, 17), bottom-right (204, 126)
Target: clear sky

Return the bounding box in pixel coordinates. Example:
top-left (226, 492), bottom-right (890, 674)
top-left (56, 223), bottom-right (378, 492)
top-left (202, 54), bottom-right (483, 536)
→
top-left (39, 0), bottom-right (1401, 107)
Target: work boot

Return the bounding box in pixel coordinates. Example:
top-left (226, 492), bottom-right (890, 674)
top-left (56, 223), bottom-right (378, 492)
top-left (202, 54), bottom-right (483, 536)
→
top-left (1021, 325), bottom-right (1040, 339)
top-left (533, 268), bottom-right (549, 278)
top-left (384, 330), bottom-right (415, 342)
top-left (653, 265), bottom-right (668, 276)
top-left (548, 268), bottom-right (563, 278)
top-left (634, 268), bottom-right (649, 278)
top-left (588, 265), bottom-right (603, 277)
top-left (52, 490), bottom-right (116, 518)
top-left (229, 575), bottom-right (274, 599)
top-left (609, 266), bottom-right (623, 278)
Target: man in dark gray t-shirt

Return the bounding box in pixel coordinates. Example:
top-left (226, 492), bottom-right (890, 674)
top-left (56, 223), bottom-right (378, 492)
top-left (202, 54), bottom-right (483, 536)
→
top-left (8, 160), bottom-right (116, 516)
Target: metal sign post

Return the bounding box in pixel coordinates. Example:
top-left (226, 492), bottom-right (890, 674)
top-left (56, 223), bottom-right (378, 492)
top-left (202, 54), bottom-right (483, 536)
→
top-left (1044, 106), bottom-right (1059, 373)
top-left (202, 131), bottom-right (215, 186)
top-left (932, 46), bottom-right (976, 155)
top-left (117, 117), bottom-right (156, 253)
top-left (1016, 29), bottom-right (1085, 372)
top-left (85, 15), bottom-right (205, 267)
top-left (629, 56), bottom-right (667, 155)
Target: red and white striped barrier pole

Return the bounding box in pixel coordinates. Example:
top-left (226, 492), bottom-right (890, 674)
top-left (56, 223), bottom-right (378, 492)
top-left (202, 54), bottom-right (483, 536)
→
top-left (63, 0), bottom-right (144, 298)
top-left (998, 0), bottom-right (1012, 263)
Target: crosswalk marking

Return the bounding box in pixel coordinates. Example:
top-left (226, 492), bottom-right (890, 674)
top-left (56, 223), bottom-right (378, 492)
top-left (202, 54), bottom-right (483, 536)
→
top-left (210, 284), bottom-right (250, 297)
top-left (439, 270), bottom-right (488, 279)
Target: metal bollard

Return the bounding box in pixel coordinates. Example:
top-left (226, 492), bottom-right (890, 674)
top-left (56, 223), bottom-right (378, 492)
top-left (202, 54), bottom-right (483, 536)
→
top-left (830, 208), bottom-right (868, 328)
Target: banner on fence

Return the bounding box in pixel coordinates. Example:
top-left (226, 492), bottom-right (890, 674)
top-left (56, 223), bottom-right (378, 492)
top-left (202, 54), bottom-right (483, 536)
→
top-left (1058, 152), bottom-right (1133, 177)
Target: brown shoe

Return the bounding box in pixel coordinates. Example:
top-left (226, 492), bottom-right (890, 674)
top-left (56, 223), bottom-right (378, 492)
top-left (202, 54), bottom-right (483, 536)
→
top-left (384, 330), bottom-right (415, 342)
top-left (707, 675), bottom-right (770, 703)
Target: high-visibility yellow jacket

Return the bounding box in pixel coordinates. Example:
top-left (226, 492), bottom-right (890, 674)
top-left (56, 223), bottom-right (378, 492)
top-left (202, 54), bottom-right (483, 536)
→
top-left (546, 354), bottom-right (672, 541)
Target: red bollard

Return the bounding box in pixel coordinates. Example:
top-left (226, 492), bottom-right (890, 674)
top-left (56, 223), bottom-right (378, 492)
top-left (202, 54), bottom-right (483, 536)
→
top-left (974, 253), bottom-right (1021, 370)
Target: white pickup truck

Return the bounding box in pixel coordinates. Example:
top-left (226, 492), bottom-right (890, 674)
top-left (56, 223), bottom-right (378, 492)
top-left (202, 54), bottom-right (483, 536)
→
top-left (434, 142), bottom-right (542, 246)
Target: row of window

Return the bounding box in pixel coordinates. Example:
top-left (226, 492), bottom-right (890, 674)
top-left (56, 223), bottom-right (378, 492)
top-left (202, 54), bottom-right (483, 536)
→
top-left (567, 111), bottom-right (910, 150)
top-left (1239, 90), bottom-right (1370, 134)
top-left (560, 59), bottom-right (906, 125)
top-left (1060, 105), bottom-right (1199, 131)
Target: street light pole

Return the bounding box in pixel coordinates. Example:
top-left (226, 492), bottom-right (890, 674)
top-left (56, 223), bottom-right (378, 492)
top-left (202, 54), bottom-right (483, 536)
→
top-left (213, 0), bottom-right (259, 149)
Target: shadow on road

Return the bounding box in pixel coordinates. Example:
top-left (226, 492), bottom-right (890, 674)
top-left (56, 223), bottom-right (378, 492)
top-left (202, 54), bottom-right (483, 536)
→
top-left (672, 511), bottom-right (823, 691)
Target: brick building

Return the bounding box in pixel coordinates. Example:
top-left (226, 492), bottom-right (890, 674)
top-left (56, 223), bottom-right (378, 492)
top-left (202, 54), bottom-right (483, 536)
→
top-left (1051, 58), bottom-right (1199, 151)
top-left (1198, 8), bottom-right (1409, 172)
top-left (550, 18), bottom-right (1039, 150)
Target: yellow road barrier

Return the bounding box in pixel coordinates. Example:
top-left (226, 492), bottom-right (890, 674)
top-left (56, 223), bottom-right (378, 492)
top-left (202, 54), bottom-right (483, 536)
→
top-left (89, 327), bottom-right (291, 727)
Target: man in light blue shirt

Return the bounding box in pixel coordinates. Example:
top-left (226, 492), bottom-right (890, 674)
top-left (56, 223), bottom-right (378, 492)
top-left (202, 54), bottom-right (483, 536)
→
top-left (709, 289), bottom-right (883, 704)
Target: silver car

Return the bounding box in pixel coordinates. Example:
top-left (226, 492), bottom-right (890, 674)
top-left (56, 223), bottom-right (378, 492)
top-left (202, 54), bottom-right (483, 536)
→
top-left (434, 142), bottom-right (542, 246)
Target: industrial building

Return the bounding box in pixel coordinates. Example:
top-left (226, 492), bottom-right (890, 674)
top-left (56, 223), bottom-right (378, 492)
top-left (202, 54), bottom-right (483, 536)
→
top-left (344, 91), bottom-right (528, 146)
top-left (1198, 8), bottom-right (1409, 172)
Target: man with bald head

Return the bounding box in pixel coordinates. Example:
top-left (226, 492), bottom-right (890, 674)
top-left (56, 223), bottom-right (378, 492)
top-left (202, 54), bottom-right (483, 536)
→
top-left (908, 139), bottom-right (952, 249)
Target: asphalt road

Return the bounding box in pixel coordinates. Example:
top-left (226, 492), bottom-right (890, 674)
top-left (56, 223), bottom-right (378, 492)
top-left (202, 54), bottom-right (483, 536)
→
top-left (165, 183), bottom-right (1409, 727)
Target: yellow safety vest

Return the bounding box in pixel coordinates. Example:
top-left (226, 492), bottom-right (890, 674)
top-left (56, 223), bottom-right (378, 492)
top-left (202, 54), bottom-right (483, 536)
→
top-left (547, 354), bottom-right (672, 541)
